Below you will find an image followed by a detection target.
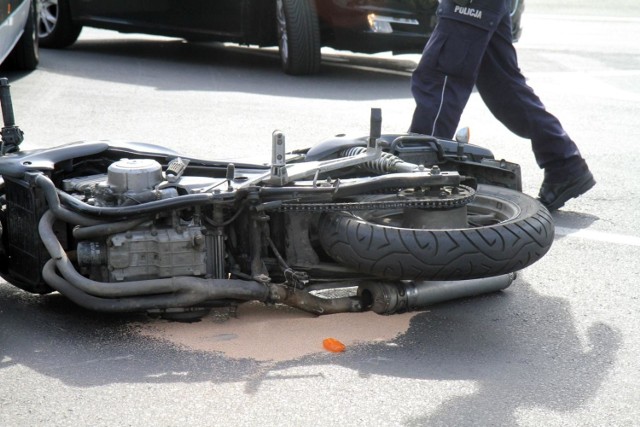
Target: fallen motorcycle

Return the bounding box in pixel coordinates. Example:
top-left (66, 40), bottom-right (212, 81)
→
top-left (0, 78), bottom-right (554, 320)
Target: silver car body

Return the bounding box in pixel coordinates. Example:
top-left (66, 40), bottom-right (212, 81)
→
top-left (0, 0), bottom-right (31, 64)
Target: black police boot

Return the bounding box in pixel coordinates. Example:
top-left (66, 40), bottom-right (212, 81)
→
top-left (538, 168), bottom-right (595, 211)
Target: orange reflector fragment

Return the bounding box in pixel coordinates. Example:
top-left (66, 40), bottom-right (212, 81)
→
top-left (323, 338), bottom-right (346, 353)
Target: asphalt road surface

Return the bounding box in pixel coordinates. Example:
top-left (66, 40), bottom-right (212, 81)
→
top-left (1, 2), bottom-right (639, 426)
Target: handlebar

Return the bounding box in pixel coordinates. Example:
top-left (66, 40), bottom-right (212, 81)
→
top-left (0, 78), bottom-right (16, 127)
top-left (0, 77), bottom-right (24, 153)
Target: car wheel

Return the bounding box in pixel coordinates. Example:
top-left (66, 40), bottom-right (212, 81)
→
top-left (37, 0), bottom-right (82, 48)
top-left (3, 0), bottom-right (39, 70)
top-left (276, 0), bottom-right (321, 75)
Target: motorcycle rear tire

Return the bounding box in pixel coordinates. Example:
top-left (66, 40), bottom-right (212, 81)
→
top-left (318, 184), bottom-right (554, 281)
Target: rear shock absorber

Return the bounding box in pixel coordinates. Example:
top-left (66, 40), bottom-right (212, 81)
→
top-left (340, 146), bottom-right (417, 174)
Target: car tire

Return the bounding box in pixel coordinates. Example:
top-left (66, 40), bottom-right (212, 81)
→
top-left (276, 0), bottom-right (321, 75)
top-left (4, 0), bottom-right (39, 70)
top-left (38, 0), bottom-right (82, 48)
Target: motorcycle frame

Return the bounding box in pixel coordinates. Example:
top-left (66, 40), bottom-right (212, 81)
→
top-left (0, 78), bottom-right (523, 318)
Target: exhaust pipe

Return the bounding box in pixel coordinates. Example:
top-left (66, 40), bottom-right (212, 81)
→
top-left (358, 274), bottom-right (516, 315)
top-left (269, 283), bottom-right (362, 315)
top-left (37, 200), bottom-right (515, 316)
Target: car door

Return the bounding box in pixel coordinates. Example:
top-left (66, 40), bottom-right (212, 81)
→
top-left (0, 0), bottom-right (29, 58)
top-left (160, 0), bottom-right (246, 37)
top-left (75, 0), bottom-right (247, 39)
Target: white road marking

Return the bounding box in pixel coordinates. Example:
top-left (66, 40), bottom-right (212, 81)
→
top-left (555, 227), bottom-right (640, 247)
top-left (526, 14), bottom-right (640, 24)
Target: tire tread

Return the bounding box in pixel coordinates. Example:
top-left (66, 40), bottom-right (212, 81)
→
top-left (280, 0), bottom-right (321, 75)
top-left (318, 186), bottom-right (555, 281)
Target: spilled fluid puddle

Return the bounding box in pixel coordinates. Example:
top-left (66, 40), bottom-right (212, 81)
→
top-left (135, 301), bottom-right (418, 362)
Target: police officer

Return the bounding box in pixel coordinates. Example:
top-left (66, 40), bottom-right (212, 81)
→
top-left (410, 0), bottom-right (595, 211)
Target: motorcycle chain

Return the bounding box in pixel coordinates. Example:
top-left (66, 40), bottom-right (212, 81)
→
top-left (278, 185), bottom-right (475, 212)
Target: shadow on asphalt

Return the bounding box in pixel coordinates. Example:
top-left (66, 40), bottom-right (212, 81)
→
top-left (31, 38), bottom-right (417, 101)
top-left (0, 277), bottom-right (620, 425)
top-left (0, 36), bottom-right (621, 423)
top-left (552, 210), bottom-right (599, 230)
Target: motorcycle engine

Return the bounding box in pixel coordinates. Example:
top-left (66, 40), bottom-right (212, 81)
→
top-left (95, 158), bottom-right (167, 206)
top-left (68, 159), bottom-right (210, 282)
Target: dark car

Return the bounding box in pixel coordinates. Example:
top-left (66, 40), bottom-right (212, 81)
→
top-left (0, 0), bottom-right (38, 70)
top-left (37, 0), bottom-right (523, 75)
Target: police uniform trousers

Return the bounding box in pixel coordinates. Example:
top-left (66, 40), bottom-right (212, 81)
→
top-left (410, 0), bottom-right (583, 175)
